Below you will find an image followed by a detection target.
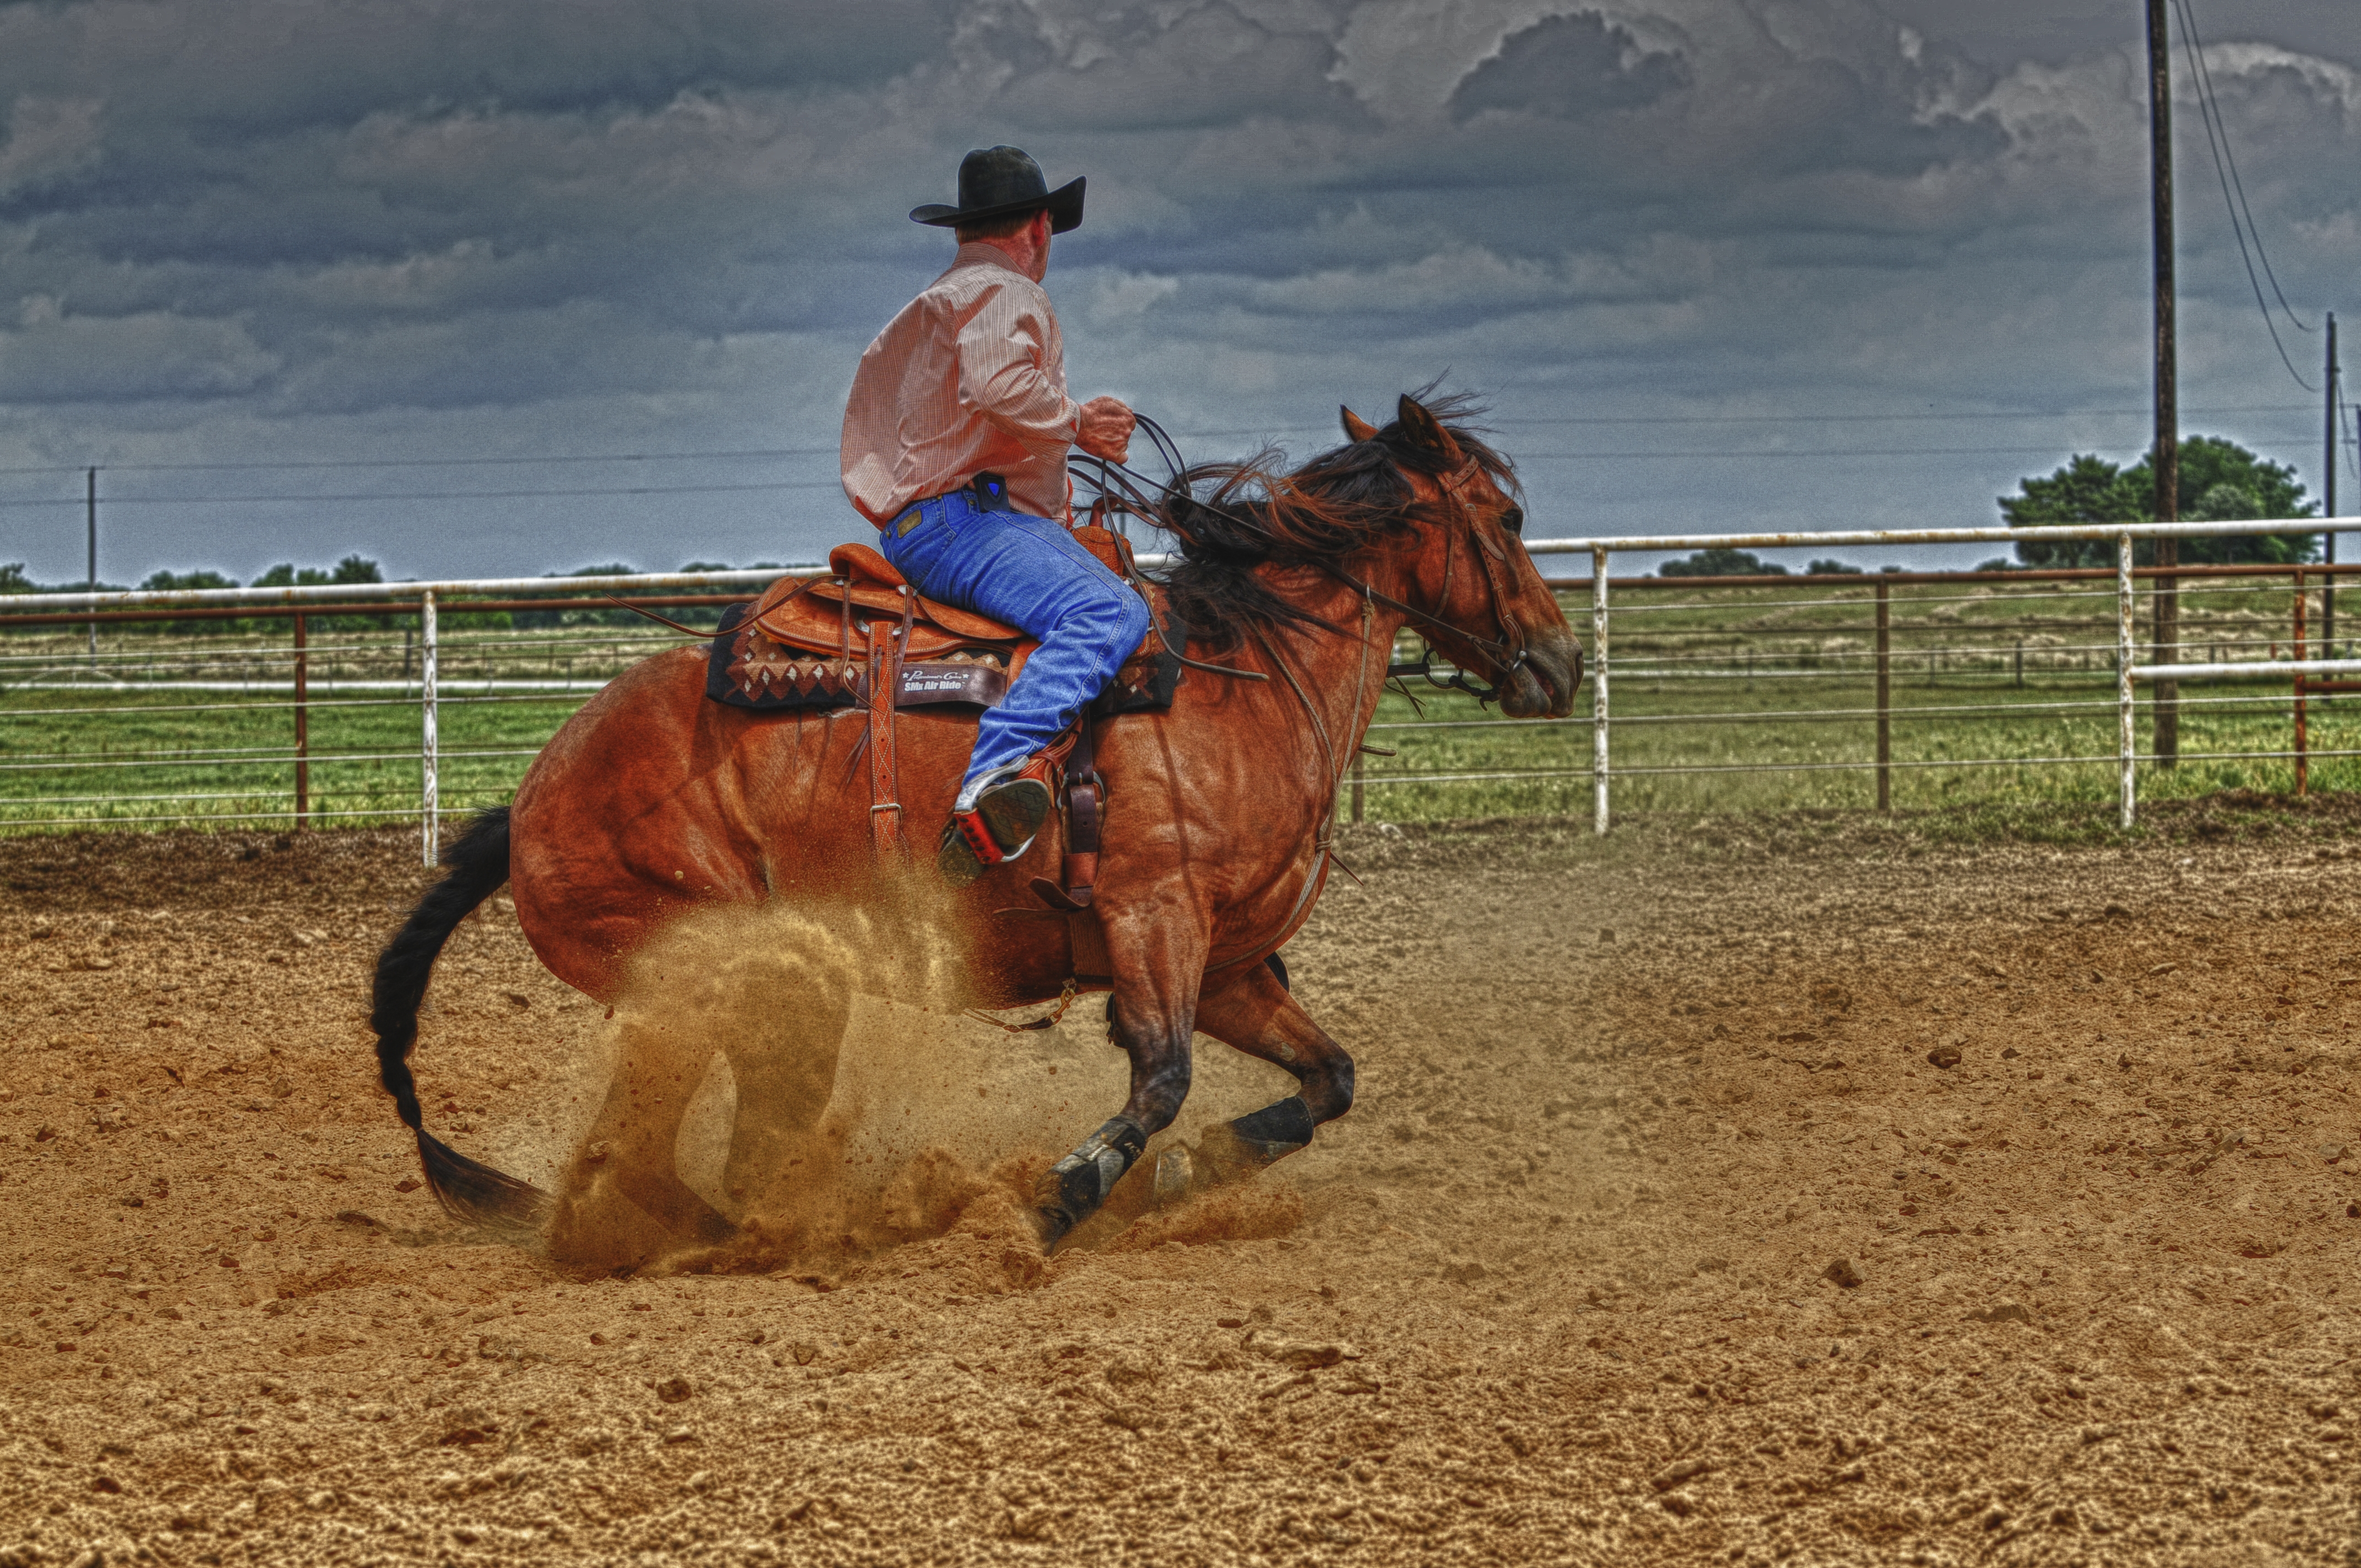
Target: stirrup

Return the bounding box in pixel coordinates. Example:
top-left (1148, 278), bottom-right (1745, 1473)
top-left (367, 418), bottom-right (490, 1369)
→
top-left (939, 766), bottom-right (1054, 887)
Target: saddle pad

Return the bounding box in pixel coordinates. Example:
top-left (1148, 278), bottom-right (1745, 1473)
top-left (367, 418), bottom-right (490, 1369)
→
top-left (705, 603), bottom-right (1022, 711)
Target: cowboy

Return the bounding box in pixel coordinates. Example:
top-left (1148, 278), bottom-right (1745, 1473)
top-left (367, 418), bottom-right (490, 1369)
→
top-left (841, 145), bottom-right (1149, 886)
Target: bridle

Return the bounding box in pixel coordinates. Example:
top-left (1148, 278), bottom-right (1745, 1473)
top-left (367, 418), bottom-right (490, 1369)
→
top-left (1322, 454), bottom-right (1532, 708)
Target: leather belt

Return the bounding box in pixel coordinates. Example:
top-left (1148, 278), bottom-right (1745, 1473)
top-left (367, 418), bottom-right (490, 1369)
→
top-left (893, 472), bottom-right (1013, 536)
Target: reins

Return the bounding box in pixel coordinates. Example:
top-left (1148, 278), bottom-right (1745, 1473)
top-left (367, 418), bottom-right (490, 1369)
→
top-left (1242, 579), bottom-right (1376, 961)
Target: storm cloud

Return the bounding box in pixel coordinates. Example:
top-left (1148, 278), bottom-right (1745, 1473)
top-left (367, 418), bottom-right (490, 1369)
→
top-left (0, 0), bottom-right (2353, 582)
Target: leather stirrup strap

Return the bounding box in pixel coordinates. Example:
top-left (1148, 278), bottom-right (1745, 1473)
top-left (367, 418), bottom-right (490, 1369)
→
top-left (1064, 718), bottom-right (1102, 907)
top-left (866, 594), bottom-right (909, 858)
top-left (1030, 716), bottom-right (1102, 911)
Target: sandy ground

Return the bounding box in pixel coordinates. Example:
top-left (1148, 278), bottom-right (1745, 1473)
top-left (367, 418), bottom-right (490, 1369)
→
top-left (1, 806), bottom-right (2358, 1567)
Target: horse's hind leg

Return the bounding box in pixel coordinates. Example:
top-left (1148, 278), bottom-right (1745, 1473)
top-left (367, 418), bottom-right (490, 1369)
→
top-left (547, 1040), bottom-right (734, 1271)
top-left (718, 988), bottom-right (850, 1218)
top-left (1171, 959), bottom-right (1354, 1193)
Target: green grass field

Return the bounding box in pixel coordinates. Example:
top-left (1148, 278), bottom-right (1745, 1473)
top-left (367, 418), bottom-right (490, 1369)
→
top-left (2, 574), bottom-right (2354, 835)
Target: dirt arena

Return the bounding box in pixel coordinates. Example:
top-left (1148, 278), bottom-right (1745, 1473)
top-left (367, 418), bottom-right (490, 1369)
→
top-left (2, 803), bottom-right (2357, 1566)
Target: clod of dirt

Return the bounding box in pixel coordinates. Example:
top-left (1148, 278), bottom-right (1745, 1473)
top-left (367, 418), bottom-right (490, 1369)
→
top-left (787, 1341), bottom-right (820, 1365)
top-left (1652, 1458), bottom-right (1718, 1492)
top-left (1823, 1257), bottom-right (1863, 1289)
top-left (654, 1378), bottom-right (693, 1404)
top-left (1964, 1302), bottom-right (2032, 1325)
top-left (1928, 1046), bottom-right (1962, 1069)
top-left (1243, 1330), bottom-right (1356, 1369)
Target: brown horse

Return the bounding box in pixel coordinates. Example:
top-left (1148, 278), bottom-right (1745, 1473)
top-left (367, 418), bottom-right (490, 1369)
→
top-left (368, 393), bottom-right (1582, 1265)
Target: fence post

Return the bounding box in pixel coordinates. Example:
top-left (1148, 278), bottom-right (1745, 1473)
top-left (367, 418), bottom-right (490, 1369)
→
top-left (421, 590), bottom-right (439, 866)
top-left (292, 612), bottom-right (309, 829)
top-left (1875, 579), bottom-right (1891, 812)
top-left (2118, 533), bottom-right (2136, 830)
top-left (1592, 546), bottom-right (1610, 836)
top-left (2293, 568), bottom-right (2308, 796)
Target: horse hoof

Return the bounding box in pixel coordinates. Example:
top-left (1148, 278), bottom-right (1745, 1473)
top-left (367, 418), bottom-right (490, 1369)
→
top-left (1031, 1204), bottom-right (1074, 1252)
top-left (1152, 1146), bottom-right (1196, 1207)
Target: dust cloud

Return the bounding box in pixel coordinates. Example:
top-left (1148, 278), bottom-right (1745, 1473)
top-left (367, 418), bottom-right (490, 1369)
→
top-left (542, 890), bottom-right (1301, 1276)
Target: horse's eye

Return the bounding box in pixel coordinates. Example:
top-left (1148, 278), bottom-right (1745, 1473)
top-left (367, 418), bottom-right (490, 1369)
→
top-left (1500, 505), bottom-right (1524, 537)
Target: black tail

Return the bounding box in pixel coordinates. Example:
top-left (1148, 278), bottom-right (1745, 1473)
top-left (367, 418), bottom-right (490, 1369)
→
top-left (370, 806), bottom-right (552, 1231)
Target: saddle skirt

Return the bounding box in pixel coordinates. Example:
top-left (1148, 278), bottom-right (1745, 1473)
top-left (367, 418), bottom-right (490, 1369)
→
top-left (705, 527), bottom-right (1182, 716)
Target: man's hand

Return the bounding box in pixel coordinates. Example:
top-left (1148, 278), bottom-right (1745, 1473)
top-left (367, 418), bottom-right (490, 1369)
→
top-left (1075, 395), bottom-right (1135, 464)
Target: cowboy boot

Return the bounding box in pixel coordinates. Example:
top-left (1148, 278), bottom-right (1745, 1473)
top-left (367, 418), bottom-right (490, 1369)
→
top-left (939, 755), bottom-right (1056, 886)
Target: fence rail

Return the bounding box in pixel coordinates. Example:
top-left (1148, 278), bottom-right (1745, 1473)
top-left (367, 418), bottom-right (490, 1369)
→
top-left (3, 519), bottom-right (2355, 853)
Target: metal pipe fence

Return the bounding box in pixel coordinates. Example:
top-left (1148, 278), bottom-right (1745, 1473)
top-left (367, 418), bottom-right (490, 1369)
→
top-left (3, 520), bottom-right (2356, 850)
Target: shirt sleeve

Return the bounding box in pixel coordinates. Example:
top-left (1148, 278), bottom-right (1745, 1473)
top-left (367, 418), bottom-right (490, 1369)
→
top-left (953, 279), bottom-right (1080, 451)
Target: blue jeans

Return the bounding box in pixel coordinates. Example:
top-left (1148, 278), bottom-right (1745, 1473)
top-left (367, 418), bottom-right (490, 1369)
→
top-left (881, 491), bottom-right (1152, 793)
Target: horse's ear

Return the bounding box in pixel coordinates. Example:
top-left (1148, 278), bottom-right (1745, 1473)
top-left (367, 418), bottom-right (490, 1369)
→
top-left (1340, 406), bottom-right (1380, 443)
top-left (1396, 395), bottom-right (1463, 462)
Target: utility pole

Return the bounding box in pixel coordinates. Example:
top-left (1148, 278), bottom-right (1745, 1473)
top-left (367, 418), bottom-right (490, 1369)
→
top-left (85, 466), bottom-right (97, 667)
top-left (2327, 312), bottom-right (2339, 657)
top-left (2147, 0), bottom-right (2180, 766)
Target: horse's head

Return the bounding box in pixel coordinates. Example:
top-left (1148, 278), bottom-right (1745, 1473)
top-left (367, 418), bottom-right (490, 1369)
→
top-left (1346, 394), bottom-right (1584, 720)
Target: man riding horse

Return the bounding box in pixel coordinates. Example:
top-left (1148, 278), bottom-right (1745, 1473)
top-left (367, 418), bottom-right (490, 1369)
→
top-left (840, 145), bottom-right (1147, 887)
top-left (367, 145), bottom-right (1585, 1265)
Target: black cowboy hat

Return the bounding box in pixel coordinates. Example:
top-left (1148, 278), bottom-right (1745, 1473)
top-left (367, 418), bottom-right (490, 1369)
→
top-left (910, 146), bottom-right (1085, 235)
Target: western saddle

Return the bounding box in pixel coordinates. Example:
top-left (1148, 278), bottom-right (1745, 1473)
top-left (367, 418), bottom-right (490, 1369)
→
top-left (704, 525), bottom-right (1180, 910)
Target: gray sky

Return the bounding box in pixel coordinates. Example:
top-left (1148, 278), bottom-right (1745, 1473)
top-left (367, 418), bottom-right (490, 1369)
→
top-left (0, 0), bottom-right (2353, 585)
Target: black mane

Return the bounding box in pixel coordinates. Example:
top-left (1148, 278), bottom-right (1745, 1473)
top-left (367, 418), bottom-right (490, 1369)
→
top-left (1144, 391), bottom-right (1516, 651)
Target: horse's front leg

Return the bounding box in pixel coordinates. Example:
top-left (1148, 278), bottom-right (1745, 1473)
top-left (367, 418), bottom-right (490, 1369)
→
top-left (1164, 956), bottom-right (1353, 1193)
top-left (1032, 923), bottom-right (1203, 1249)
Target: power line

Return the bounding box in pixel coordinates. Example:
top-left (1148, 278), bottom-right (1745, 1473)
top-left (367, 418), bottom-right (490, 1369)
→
top-left (3, 442), bottom-right (2326, 512)
top-left (1486, 404), bottom-right (2316, 427)
top-left (0, 478), bottom-right (842, 510)
top-left (0, 404), bottom-right (2327, 480)
top-left (2172, 0), bottom-right (2315, 391)
top-left (0, 448), bottom-right (841, 478)
top-left (2175, 0), bottom-right (2312, 335)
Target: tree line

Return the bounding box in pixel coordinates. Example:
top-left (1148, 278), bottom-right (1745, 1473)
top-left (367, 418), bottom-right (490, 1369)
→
top-left (0, 557), bottom-right (789, 635)
top-left (1654, 434), bottom-right (2320, 578)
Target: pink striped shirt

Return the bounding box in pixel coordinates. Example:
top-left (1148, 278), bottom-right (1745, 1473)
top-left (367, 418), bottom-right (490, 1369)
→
top-left (840, 243), bottom-right (1080, 526)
